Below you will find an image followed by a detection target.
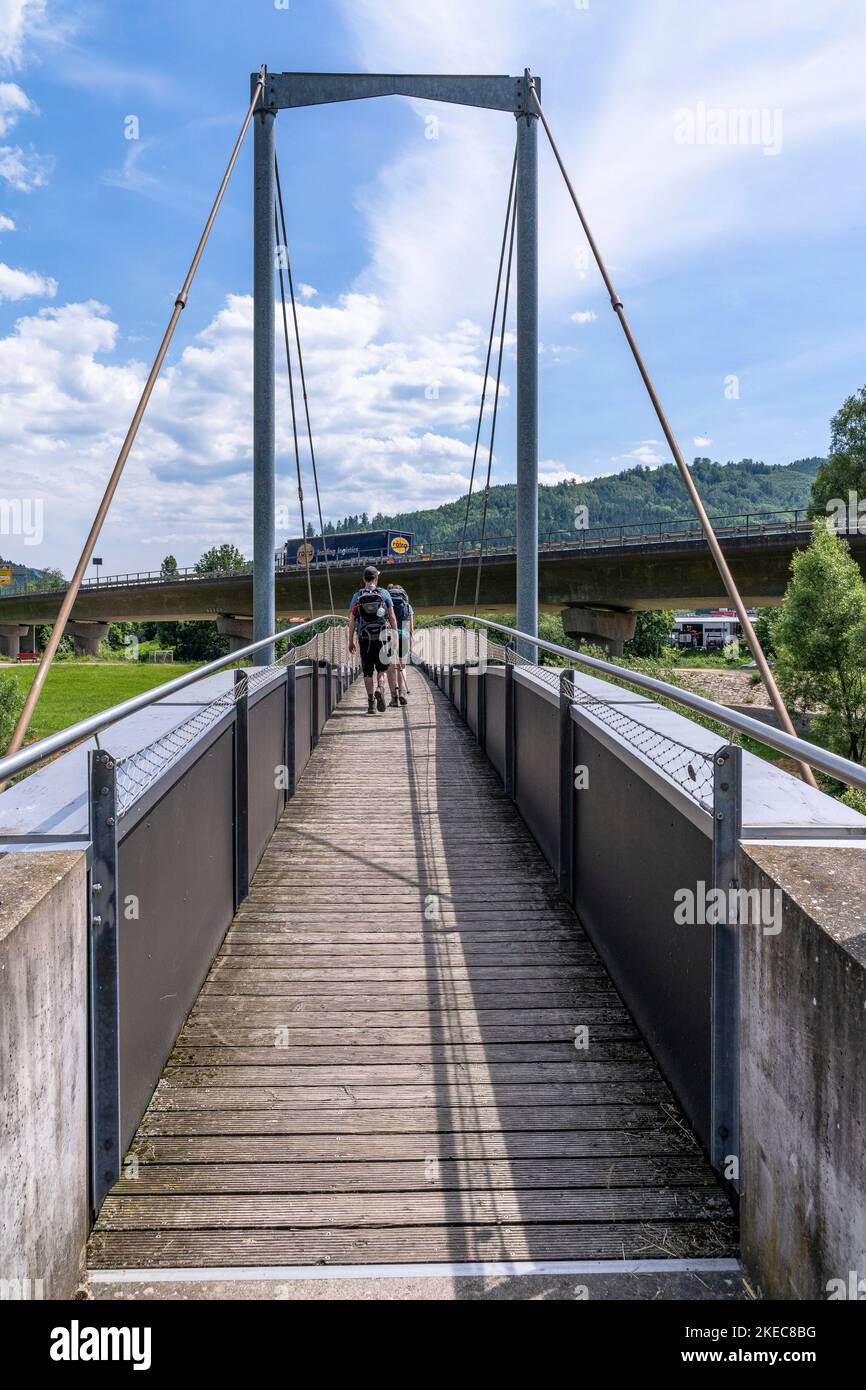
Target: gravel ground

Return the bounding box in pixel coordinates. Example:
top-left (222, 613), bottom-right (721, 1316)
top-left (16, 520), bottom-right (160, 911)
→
top-left (673, 668), bottom-right (770, 708)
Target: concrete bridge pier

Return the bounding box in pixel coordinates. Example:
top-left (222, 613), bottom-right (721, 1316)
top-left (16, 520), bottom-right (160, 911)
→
top-left (0, 624), bottom-right (29, 659)
top-left (561, 605), bottom-right (636, 657)
top-left (66, 623), bottom-right (109, 659)
top-left (216, 615), bottom-right (254, 655)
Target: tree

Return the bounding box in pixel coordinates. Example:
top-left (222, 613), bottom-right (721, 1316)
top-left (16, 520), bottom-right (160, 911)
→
top-left (753, 607), bottom-right (780, 660)
top-left (775, 522), bottom-right (866, 762)
top-left (173, 622), bottom-right (230, 663)
top-left (37, 566), bottom-right (66, 591)
top-left (625, 610), bottom-right (675, 660)
top-left (195, 543), bottom-right (248, 575)
top-left (160, 554), bottom-right (179, 578)
top-left (809, 386), bottom-right (866, 521)
top-left (0, 673), bottom-right (24, 750)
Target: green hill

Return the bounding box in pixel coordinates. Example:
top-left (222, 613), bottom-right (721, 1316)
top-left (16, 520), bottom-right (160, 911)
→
top-left (0, 555), bottom-right (44, 588)
top-left (333, 456), bottom-right (823, 549)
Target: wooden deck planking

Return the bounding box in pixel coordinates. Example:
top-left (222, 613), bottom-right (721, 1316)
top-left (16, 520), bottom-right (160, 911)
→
top-left (90, 671), bottom-right (737, 1270)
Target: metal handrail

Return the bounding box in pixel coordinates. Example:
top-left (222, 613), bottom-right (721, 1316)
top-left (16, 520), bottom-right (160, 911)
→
top-left (439, 614), bottom-right (866, 796)
top-left (0, 615), bottom-right (348, 786)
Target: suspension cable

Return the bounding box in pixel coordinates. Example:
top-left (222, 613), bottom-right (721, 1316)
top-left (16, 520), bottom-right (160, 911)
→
top-left (526, 77), bottom-right (816, 787)
top-left (274, 154), bottom-right (335, 613)
top-left (453, 144), bottom-right (517, 607)
top-left (473, 179), bottom-right (517, 616)
top-left (1, 70), bottom-right (267, 775)
top-left (275, 202), bottom-right (314, 619)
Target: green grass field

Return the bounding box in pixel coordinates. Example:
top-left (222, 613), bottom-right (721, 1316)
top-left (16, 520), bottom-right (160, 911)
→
top-left (4, 661), bottom-right (202, 744)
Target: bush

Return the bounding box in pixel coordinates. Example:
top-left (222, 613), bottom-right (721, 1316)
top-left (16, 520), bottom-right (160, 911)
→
top-left (840, 786), bottom-right (866, 817)
top-left (0, 673), bottom-right (24, 750)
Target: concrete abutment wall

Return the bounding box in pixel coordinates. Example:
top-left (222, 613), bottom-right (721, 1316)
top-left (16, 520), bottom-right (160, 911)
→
top-left (0, 851), bottom-right (89, 1300)
top-left (739, 844), bottom-right (866, 1300)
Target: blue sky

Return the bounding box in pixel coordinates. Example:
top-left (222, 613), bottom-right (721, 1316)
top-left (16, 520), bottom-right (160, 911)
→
top-left (1, 0), bottom-right (864, 575)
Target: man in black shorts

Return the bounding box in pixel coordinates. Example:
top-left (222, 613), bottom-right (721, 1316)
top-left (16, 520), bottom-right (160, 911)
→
top-left (348, 565), bottom-right (399, 714)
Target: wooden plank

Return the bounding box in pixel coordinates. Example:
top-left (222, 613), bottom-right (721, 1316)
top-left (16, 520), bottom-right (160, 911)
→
top-left (166, 1044), bottom-right (649, 1068)
top-left (199, 973), bottom-right (613, 994)
top-left (150, 1081), bottom-right (668, 1112)
top-left (177, 1026), bottom-right (640, 1048)
top-left (113, 1155), bottom-right (717, 1195)
top-left (191, 990), bottom-right (620, 1011)
top-left (89, 1220), bottom-right (739, 1269)
top-left (95, 1187), bottom-right (733, 1231)
top-left (130, 1127), bottom-right (704, 1165)
top-left (137, 1102), bottom-right (679, 1137)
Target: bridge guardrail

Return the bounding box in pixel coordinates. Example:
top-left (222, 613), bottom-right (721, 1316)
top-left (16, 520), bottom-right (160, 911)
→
top-left (0, 507), bottom-right (836, 603)
top-left (413, 615), bottom-right (866, 1186)
top-left (0, 615), bottom-right (359, 1215)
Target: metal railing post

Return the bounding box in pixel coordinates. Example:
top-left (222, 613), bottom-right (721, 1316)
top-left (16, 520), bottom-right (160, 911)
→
top-left (559, 668), bottom-right (577, 901)
top-left (284, 663), bottom-right (296, 802)
top-left (88, 749), bottom-right (121, 1213)
top-left (477, 650), bottom-right (487, 751)
top-left (310, 655), bottom-right (320, 749)
top-left (504, 648), bottom-right (516, 799)
top-left (711, 742), bottom-right (742, 1185)
top-left (324, 660), bottom-right (333, 719)
top-left (233, 670), bottom-right (249, 905)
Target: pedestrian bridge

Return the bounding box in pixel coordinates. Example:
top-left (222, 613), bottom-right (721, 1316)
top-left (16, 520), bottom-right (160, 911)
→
top-left (2, 617), bottom-right (865, 1299)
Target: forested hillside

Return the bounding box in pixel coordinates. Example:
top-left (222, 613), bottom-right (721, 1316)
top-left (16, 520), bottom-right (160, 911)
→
top-left (326, 457), bottom-right (823, 548)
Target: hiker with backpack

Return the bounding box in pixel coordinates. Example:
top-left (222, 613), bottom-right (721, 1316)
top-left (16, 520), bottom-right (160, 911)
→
top-left (387, 582), bottom-right (414, 698)
top-left (348, 564), bottom-right (405, 714)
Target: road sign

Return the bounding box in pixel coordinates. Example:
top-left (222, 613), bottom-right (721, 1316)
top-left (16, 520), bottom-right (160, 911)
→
top-left (0, 565), bottom-right (12, 586)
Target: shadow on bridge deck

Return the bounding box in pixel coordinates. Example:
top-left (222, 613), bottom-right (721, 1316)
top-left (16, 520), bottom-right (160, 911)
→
top-left (88, 674), bottom-right (737, 1274)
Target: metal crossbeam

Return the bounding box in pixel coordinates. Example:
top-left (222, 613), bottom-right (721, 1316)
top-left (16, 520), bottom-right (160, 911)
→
top-left (257, 71), bottom-right (538, 113)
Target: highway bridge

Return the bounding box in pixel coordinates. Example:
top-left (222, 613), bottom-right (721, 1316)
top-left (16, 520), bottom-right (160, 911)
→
top-left (3, 511), bottom-right (860, 657)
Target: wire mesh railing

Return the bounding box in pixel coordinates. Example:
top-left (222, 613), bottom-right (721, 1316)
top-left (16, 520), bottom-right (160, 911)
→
top-left (114, 684), bottom-right (239, 816)
top-left (113, 624), bottom-right (352, 817)
top-left (505, 645), bottom-right (718, 810)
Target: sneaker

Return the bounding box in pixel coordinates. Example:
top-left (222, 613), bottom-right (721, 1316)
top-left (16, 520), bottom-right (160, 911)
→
top-left (375, 687), bottom-right (386, 712)
top-left (389, 694), bottom-right (399, 707)
top-left (367, 696), bottom-right (375, 715)
top-left (398, 693), bottom-right (408, 706)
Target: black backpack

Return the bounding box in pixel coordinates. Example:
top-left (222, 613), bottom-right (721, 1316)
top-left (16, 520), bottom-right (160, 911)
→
top-left (389, 586), bottom-right (411, 625)
top-left (356, 586), bottom-right (388, 635)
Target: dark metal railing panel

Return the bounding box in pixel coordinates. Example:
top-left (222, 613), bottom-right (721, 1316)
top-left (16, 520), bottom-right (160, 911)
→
top-left (465, 668), bottom-right (480, 739)
top-left (88, 751), bottom-right (120, 1216)
top-left (572, 724), bottom-right (714, 1150)
top-left (116, 726), bottom-right (235, 1153)
top-left (248, 678), bottom-right (288, 874)
top-left (483, 667), bottom-right (507, 781)
top-left (514, 676), bottom-right (559, 870)
top-left (294, 666), bottom-right (313, 778)
top-left (317, 665), bottom-right (329, 737)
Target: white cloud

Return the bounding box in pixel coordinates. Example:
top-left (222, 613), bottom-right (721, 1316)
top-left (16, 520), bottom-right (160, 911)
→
top-left (570, 309), bottom-right (597, 325)
top-left (337, 0), bottom-right (866, 330)
top-left (0, 293), bottom-right (511, 572)
top-left (0, 210), bottom-right (14, 230)
top-left (0, 142), bottom-right (50, 190)
top-left (538, 460), bottom-right (587, 486)
top-left (613, 440), bottom-right (668, 467)
top-left (0, 0), bottom-right (46, 70)
top-left (693, 434), bottom-right (713, 447)
top-left (0, 79), bottom-right (32, 134)
top-left (0, 258), bottom-right (55, 299)
top-left (298, 283), bottom-right (318, 300)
